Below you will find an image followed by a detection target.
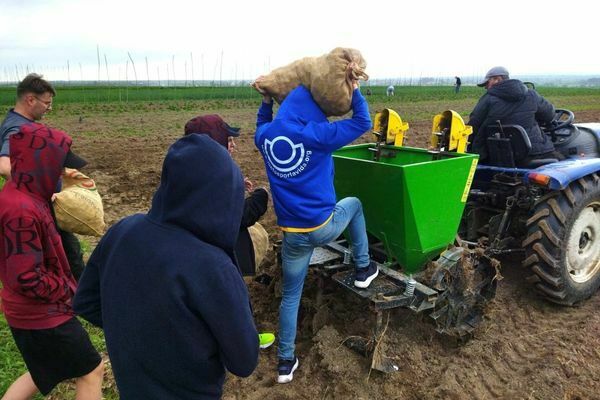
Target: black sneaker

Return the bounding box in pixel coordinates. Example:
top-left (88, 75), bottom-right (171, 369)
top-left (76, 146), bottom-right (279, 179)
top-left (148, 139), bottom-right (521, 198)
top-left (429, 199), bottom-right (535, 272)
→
top-left (277, 357), bottom-right (299, 384)
top-left (354, 261), bottom-right (379, 289)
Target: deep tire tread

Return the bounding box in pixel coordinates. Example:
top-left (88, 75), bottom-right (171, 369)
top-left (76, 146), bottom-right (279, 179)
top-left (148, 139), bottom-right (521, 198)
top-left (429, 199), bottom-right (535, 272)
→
top-left (522, 174), bottom-right (600, 305)
top-left (531, 265), bottom-right (561, 288)
top-left (564, 186), bottom-right (576, 207)
top-left (539, 220), bottom-right (561, 247)
top-left (547, 198), bottom-right (566, 225)
top-left (526, 209), bottom-right (549, 226)
top-left (522, 254), bottom-right (538, 268)
top-left (535, 283), bottom-right (567, 300)
top-left (522, 231), bottom-right (541, 247)
top-left (577, 177), bottom-right (589, 194)
top-left (532, 243), bottom-right (556, 267)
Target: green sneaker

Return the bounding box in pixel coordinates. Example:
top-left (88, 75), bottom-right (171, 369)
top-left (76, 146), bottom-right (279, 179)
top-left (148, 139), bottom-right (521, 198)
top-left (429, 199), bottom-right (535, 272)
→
top-left (259, 332), bottom-right (275, 349)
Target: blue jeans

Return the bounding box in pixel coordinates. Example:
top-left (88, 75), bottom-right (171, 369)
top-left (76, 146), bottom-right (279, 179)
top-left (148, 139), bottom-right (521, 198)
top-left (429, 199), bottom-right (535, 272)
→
top-left (278, 197), bottom-right (370, 360)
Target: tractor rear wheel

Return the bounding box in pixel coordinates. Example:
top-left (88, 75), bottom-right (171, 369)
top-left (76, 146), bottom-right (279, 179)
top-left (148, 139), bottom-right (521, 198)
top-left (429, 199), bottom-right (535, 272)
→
top-left (523, 174), bottom-right (600, 305)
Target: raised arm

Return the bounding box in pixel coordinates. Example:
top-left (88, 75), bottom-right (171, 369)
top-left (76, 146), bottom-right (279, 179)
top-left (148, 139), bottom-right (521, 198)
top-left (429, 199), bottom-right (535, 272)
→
top-left (312, 86), bottom-right (372, 151)
top-left (256, 96), bottom-right (274, 129)
top-left (253, 76), bottom-right (274, 129)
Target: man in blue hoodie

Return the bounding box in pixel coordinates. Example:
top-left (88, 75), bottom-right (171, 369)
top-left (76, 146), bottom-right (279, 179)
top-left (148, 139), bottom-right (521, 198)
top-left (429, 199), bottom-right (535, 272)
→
top-left (468, 66), bottom-right (557, 165)
top-left (255, 82), bottom-right (377, 383)
top-left (74, 134), bottom-right (259, 399)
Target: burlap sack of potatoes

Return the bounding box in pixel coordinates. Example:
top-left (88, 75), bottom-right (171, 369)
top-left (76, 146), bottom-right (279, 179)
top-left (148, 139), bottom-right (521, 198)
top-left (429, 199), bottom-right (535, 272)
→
top-left (54, 168), bottom-right (105, 237)
top-left (248, 222), bottom-right (269, 272)
top-left (253, 47), bottom-right (369, 116)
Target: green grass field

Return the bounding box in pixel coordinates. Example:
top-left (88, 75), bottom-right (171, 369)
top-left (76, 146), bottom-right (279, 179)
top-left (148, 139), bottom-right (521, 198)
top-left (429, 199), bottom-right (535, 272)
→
top-left (0, 317), bottom-right (29, 395)
top-left (1, 85), bottom-right (598, 126)
top-left (1, 84), bottom-right (599, 106)
top-left (0, 318), bottom-right (117, 399)
top-left (0, 84), bottom-right (599, 398)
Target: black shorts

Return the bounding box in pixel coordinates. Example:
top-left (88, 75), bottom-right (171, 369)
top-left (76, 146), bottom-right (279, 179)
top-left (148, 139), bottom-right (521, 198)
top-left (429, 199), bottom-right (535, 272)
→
top-left (10, 317), bottom-right (102, 395)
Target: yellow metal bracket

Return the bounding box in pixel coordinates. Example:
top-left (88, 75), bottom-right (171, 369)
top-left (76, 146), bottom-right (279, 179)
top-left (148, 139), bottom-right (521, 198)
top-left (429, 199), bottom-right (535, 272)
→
top-left (373, 109), bottom-right (410, 146)
top-left (431, 110), bottom-right (473, 153)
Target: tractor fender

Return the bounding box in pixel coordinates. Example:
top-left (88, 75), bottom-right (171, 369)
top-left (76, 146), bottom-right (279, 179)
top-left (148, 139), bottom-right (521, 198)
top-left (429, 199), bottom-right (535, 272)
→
top-left (526, 158), bottom-right (600, 189)
top-left (576, 123), bottom-right (600, 140)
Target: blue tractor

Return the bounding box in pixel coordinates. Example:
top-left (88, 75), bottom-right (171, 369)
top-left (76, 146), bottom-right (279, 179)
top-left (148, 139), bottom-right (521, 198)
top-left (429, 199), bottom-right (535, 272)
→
top-left (462, 109), bottom-right (600, 305)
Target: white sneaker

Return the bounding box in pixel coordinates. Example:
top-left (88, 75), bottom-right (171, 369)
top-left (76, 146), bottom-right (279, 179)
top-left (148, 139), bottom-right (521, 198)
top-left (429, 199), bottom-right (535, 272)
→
top-left (354, 261), bottom-right (379, 289)
top-left (277, 357), bottom-right (299, 384)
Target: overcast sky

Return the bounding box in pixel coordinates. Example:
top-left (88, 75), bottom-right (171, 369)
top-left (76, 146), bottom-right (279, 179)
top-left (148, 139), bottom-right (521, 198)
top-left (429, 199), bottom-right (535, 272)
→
top-left (1, 0), bottom-right (599, 83)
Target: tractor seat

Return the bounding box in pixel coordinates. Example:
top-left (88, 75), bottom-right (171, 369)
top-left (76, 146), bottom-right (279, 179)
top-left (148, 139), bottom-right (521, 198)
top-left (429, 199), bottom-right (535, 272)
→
top-left (485, 124), bottom-right (559, 168)
top-left (485, 124), bottom-right (531, 168)
top-left (520, 157), bottom-right (559, 169)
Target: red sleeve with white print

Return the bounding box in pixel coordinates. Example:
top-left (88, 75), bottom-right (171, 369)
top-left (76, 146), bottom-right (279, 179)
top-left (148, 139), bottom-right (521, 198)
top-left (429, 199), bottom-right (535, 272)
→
top-left (2, 215), bottom-right (75, 304)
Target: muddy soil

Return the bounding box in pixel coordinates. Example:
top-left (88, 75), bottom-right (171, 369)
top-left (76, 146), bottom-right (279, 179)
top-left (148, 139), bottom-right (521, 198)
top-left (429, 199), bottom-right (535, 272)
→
top-left (57, 108), bottom-right (600, 400)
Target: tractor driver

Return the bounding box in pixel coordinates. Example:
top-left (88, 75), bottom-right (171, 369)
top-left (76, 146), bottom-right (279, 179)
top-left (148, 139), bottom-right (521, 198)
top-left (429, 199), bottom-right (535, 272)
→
top-left (467, 66), bottom-right (559, 165)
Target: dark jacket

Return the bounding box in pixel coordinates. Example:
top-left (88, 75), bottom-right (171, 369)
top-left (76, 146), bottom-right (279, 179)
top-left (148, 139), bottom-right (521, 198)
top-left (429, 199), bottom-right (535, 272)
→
top-left (74, 135), bottom-right (258, 400)
top-left (237, 188), bottom-right (268, 276)
top-left (468, 79), bottom-right (555, 159)
top-left (0, 123), bottom-right (77, 329)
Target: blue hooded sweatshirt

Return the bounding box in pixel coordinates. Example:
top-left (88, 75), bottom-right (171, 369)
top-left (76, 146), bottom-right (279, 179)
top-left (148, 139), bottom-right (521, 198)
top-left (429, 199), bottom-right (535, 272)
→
top-left (73, 135), bottom-right (258, 399)
top-left (255, 86), bottom-right (371, 230)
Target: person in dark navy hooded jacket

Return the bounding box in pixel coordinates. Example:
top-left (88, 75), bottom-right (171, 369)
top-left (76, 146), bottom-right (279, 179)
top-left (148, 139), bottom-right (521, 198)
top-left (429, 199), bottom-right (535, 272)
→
top-left (468, 66), bottom-right (557, 164)
top-left (73, 134), bottom-right (259, 399)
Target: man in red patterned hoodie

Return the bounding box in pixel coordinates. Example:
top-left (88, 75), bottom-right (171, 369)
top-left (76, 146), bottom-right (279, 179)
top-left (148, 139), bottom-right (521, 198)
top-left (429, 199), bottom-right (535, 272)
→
top-left (0, 123), bottom-right (104, 399)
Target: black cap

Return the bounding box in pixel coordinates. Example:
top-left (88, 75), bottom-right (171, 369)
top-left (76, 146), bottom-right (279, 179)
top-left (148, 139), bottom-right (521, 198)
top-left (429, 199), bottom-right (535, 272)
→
top-left (64, 150), bottom-right (87, 169)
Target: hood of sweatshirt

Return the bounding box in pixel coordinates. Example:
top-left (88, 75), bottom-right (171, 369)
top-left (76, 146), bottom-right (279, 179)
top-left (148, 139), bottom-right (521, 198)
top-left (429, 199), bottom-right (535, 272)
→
top-left (9, 122), bottom-right (71, 201)
top-left (147, 134), bottom-right (244, 255)
top-left (276, 85), bottom-right (328, 125)
top-left (488, 79), bottom-right (529, 102)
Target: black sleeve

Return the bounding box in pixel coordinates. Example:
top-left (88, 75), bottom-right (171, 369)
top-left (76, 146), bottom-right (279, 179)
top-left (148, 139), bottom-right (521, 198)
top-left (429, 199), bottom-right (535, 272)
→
top-left (240, 188), bottom-right (268, 228)
top-left (534, 92), bottom-right (555, 126)
top-left (467, 94), bottom-right (490, 136)
top-left (73, 240), bottom-right (105, 328)
top-left (189, 260), bottom-right (259, 377)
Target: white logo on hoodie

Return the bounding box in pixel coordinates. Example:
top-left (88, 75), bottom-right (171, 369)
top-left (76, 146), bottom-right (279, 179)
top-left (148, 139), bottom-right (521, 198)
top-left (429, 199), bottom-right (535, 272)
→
top-left (262, 136), bottom-right (312, 178)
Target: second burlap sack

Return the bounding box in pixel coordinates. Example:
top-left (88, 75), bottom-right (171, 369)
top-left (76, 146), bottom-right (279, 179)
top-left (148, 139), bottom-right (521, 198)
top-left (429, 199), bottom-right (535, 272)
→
top-left (54, 168), bottom-right (105, 237)
top-left (253, 47), bottom-right (369, 116)
top-left (248, 222), bottom-right (269, 272)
